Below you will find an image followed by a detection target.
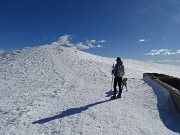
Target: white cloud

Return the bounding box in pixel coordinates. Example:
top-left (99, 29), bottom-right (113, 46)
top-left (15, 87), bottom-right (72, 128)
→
top-left (57, 35), bottom-right (71, 46)
top-left (90, 39), bottom-right (96, 44)
top-left (146, 59), bottom-right (180, 66)
top-left (158, 60), bottom-right (180, 65)
top-left (51, 35), bottom-right (71, 46)
top-left (163, 60), bottom-right (171, 62)
top-left (51, 41), bottom-right (61, 46)
top-left (98, 40), bottom-right (106, 43)
top-left (175, 60), bottom-right (180, 62)
top-left (138, 38), bottom-right (149, 43)
top-left (86, 39), bottom-right (105, 48)
top-left (146, 60), bottom-right (154, 62)
top-left (139, 39), bottom-right (145, 42)
top-left (75, 42), bottom-right (90, 50)
top-left (177, 49), bottom-right (180, 53)
top-left (51, 35), bottom-right (105, 50)
top-left (86, 40), bottom-right (96, 48)
top-left (97, 45), bottom-right (103, 48)
top-left (145, 49), bottom-right (180, 55)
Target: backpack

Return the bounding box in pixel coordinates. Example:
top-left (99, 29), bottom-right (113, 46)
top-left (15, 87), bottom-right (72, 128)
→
top-left (117, 65), bottom-right (125, 77)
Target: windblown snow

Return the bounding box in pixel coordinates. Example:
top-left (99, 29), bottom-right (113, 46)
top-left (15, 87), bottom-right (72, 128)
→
top-left (0, 44), bottom-right (180, 135)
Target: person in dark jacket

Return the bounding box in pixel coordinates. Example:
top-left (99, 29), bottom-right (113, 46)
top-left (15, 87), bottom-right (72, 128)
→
top-left (111, 57), bottom-right (124, 99)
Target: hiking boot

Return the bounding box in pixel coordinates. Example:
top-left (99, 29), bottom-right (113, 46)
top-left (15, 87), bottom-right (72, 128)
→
top-left (117, 95), bottom-right (121, 98)
top-left (111, 95), bottom-right (116, 99)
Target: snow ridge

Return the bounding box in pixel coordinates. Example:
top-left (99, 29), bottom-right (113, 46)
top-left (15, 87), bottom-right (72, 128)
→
top-left (0, 44), bottom-right (180, 135)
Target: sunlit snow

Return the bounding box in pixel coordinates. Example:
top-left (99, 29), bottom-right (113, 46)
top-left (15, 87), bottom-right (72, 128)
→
top-left (0, 44), bottom-right (180, 135)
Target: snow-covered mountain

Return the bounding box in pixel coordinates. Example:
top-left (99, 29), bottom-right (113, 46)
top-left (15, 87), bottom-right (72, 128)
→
top-left (0, 44), bottom-right (180, 135)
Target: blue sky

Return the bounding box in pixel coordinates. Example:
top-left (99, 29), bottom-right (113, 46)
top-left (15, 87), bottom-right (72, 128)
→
top-left (0, 0), bottom-right (180, 63)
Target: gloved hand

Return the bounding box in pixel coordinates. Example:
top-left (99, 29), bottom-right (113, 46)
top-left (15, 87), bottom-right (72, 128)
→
top-left (111, 70), bottom-right (114, 75)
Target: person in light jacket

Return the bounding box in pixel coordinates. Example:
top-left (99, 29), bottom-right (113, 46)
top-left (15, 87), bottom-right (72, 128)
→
top-left (111, 57), bottom-right (124, 99)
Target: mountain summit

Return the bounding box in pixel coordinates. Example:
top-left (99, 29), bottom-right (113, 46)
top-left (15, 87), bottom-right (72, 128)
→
top-left (0, 45), bottom-right (180, 135)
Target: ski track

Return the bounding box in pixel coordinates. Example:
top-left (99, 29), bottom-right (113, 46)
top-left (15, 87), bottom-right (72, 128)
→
top-left (0, 45), bottom-right (180, 135)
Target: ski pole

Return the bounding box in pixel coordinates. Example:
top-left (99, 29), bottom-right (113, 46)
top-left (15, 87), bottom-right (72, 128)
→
top-left (111, 63), bottom-right (114, 90)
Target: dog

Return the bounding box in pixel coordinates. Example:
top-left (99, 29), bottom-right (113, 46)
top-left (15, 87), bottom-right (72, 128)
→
top-left (121, 78), bottom-right (128, 92)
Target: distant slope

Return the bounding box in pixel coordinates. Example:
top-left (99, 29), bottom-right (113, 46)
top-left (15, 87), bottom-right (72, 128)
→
top-left (0, 44), bottom-right (180, 135)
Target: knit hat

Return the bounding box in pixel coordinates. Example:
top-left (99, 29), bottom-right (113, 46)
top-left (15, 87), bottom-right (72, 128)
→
top-left (116, 57), bottom-right (121, 61)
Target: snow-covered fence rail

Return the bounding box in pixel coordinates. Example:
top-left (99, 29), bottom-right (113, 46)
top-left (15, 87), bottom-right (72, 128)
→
top-left (143, 73), bottom-right (180, 113)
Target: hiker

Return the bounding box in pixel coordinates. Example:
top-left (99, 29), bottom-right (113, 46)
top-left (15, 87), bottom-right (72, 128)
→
top-left (111, 57), bottom-right (125, 99)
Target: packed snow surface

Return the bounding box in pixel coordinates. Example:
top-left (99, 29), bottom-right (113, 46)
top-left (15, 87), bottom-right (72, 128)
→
top-left (0, 44), bottom-right (180, 135)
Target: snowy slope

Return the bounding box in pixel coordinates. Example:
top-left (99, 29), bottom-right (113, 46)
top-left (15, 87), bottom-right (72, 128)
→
top-left (0, 44), bottom-right (180, 135)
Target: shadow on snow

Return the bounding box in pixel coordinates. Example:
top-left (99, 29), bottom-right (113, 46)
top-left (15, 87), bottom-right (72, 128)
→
top-left (32, 99), bottom-right (111, 124)
top-left (143, 77), bottom-right (180, 133)
top-left (105, 89), bottom-right (113, 97)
